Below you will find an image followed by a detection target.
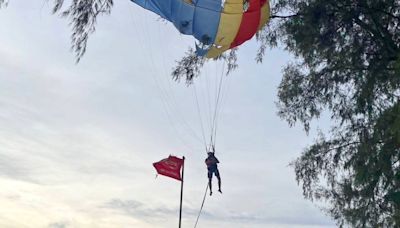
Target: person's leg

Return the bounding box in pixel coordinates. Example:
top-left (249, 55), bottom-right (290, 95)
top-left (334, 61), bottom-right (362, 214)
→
top-left (215, 169), bottom-right (222, 193)
top-left (208, 170), bottom-right (213, 195)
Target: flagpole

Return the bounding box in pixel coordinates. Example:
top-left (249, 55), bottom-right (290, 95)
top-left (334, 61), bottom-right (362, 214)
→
top-left (179, 156), bottom-right (185, 228)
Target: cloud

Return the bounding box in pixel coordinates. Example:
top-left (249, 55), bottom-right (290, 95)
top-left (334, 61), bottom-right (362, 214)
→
top-left (225, 213), bottom-right (334, 226)
top-left (104, 199), bottom-right (176, 219)
top-left (48, 221), bottom-right (70, 228)
top-left (102, 198), bottom-right (334, 227)
top-left (0, 154), bottom-right (29, 180)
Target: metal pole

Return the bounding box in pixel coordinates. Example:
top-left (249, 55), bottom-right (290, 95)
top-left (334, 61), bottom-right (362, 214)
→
top-left (179, 156), bottom-right (185, 228)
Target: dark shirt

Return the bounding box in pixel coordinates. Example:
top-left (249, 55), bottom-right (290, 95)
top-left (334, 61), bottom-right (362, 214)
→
top-left (205, 156), bottom-right (219, 170)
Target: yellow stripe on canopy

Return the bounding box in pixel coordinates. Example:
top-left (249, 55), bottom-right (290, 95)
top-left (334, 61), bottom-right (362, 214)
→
top-left (206, 0), bottom-right (243, 58)
top-left (257, 0), bottom-right (270, 31)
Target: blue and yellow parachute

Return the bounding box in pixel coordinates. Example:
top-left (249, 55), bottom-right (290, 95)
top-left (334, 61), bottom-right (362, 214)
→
top-left (130, 0), bottom-right (270, 58)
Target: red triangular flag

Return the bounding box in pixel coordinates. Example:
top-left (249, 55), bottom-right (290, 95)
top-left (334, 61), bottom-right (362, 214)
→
top-left (153, 156), bottom-right (184, 181)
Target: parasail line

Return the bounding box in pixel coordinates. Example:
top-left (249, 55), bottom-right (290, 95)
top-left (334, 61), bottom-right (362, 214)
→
top-left (193, 182), bottom-right (209, 228)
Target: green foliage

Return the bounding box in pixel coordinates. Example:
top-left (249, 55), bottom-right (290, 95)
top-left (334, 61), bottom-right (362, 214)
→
top-left (50, 0), bottom-right (114, 62)
top-left (172, 48), bottom-right (206, 84)
top-left (270, 0), bottom-right (400, 226)
top-left (172, 48), bottom-right (238, 84)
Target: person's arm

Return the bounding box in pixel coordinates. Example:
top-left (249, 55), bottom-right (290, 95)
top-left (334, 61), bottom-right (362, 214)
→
top-left (215, 157), bottom-right (220, 163)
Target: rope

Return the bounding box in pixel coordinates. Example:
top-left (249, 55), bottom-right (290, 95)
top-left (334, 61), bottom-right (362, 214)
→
top-left (132, 4), bottom-right (230, 153)
top-left (141, 12), bottom-right (197, 151)
top-left (131, 8), bottom-right (203, 151)
top-left (193, 83), bottom-right (209, 151)
top-left (210, 59), bottom-right (225, 151)
top-left (210, 60), bottom-right (226, 151)
top-left (193, 182), bottom-right (209, 228)
top-left (155, 23), bottom-right (205, 145)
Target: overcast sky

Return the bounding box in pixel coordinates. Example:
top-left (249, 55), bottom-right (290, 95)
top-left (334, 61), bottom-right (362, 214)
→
top-left (0, 1), bottom-right (335, 227)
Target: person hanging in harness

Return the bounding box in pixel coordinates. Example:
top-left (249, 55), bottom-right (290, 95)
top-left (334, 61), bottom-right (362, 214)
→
top-left (205, 149), bottom-right (222, 195)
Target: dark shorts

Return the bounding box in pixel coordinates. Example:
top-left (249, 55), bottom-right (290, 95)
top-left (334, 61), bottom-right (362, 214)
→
top-left (208, 167), bottom-right (220, 179)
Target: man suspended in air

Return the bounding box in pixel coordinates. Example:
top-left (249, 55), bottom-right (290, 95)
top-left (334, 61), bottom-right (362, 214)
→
top-left (205, 150), bottom-right (222, 195)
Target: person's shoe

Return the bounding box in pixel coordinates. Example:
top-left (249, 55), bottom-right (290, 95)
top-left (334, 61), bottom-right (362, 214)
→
top-left (210, 191), bottom-right (213, 196)
top-left (218, 189), bottom-right (222, 193)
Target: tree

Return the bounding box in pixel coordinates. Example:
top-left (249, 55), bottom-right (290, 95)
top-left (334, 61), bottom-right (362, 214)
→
top-left (272, 0), bottom-right (400, 226)
top-left (2, 0), bottom-right (400, 226)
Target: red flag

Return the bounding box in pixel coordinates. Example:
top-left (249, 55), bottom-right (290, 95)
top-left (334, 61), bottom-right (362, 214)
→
top-left (153, 156), bottom-right (184, 181)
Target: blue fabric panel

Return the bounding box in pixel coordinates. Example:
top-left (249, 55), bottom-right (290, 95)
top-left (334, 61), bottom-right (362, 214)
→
top-left (192, 0), bottom-right (222, 45)
top-left (194, 0), bottom-right (222, 11)
top-left (131, 0), bottom-right (172, 20)
top-left (131, 0), bottom-right (223, 56)
top-left (195, 43), bottom-right (209, 56)
top-left (170, 1), bottom-right (195, 35)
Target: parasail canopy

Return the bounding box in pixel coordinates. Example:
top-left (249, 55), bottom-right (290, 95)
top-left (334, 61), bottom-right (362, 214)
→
top-left (130, 0), bottom-right (270, 58)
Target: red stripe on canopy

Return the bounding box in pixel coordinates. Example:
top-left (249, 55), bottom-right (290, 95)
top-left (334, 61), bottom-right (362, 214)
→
top-left (230, 0), bottom-right (262, 48)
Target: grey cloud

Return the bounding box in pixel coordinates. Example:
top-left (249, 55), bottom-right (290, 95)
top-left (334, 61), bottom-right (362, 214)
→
top-left (103, 198), bottom-right (208, 223)
top-left (104, 199), bottom-right (334, 227)
top-left (48, 221), bottom-right (70, 228)
top-left (104, 198), bottom-right (176, 219)
top-left (0, 153), bottom-right (39, 184)
top-left (225, 213), bottom-right (334, 226)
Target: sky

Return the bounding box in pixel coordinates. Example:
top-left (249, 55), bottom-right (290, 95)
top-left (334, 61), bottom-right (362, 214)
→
top-left (0, 1), bottom-right (335, 228)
